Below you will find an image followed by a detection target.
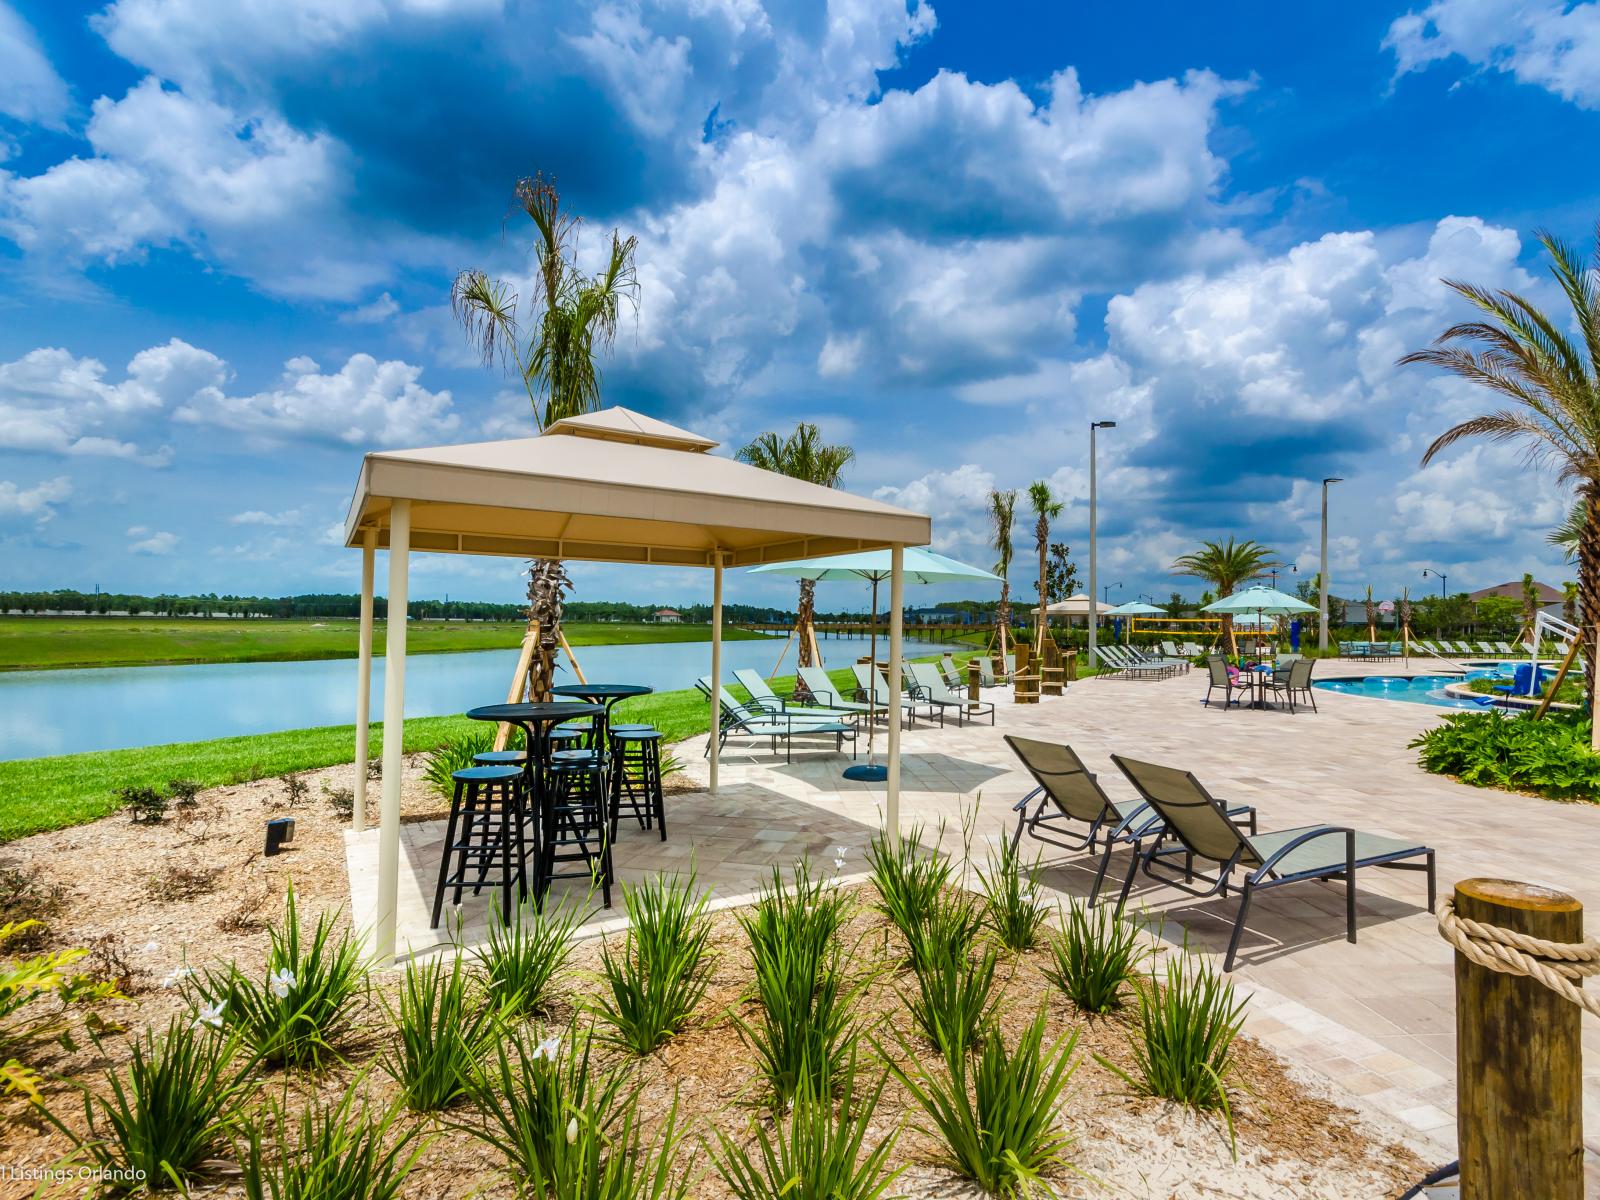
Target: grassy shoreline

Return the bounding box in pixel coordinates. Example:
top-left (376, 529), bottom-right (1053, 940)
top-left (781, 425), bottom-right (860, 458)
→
top-left (0, 655), bottom-right (981, 843)
top-left (0, 617), bottom-right (770, 672)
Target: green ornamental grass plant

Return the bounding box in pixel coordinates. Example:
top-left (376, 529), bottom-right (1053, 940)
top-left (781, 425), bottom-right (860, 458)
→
top-left (976, 837), bottom-right (1049, 953)
top-left (592, 870), bottom-right (714, 1054)
top-left (193, 882), bottom-right (368, 1069)
top-left (866, 824), bottom-right (952, 946)
top-left (241, 1078), bottom-right (431, 1200)
top-left (902, 890), bottom-right (997, 1060)
top-left (381, 948), bottom-right (495, 1111)
top-left (886, 1011), bottom-right (1078, 1197)
top-left (735, 858), bottom-right (862, 1106)
top-left (1043, 900), bottom-right (1150, 1015)
top-left (478, 893), bottom-right (588, 1018)
top-left (711, 1054), bottom-right (904, 1200)
top-left (45, 1019), bottom-right (256, 1192)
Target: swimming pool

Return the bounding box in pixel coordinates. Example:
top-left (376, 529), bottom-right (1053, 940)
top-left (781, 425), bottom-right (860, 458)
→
top-left (1313, 671), bottom-right (1506, 709)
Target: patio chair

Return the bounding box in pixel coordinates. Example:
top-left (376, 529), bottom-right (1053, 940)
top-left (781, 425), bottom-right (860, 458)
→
top-left (1201, 655), bottom-right (1245, 709)
top-left (695, 679), bottom-right (858, 763)
top-left (907, 661), bottom-right (994, 726)
top-left (1494, 641), bottom-right (1515, 656)
top-left (1005, 736), bottom-right (1256, 907)
top-left (1261, 657), bottom-right (1317, 713)
top-left (733, 668), bottom-right (857, 719)
top-left (853, 662), bottom-right (935, 725)
top-left (1161, 640), bottom-right (1181, 658)
top-left (939, 654), bottom-right (964, 689)
top-left (1129, 645), bottom-right (1187, 674)
top-left (1110, 754), bottom-right (1436, 970)
top-left (795, 666), bottom-right (873, 715)
top-left (1180, 641), bottom-right (1203, 657)
top-left (1475, 642), bottom-right (1497, 656)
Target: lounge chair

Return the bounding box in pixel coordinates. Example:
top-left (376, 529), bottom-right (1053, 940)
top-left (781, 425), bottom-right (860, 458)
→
top-left (732, 668), bottom-right (858, 719)
top-left (1129, 645), bottom-right (1187, 674)
top-left (1201, 655), bottom-right (1246, 709)
top-left (906, 661), bottom-right (993, 726)
top-left (1110, 755), bottom-right (1436, 970)
top-left (1261, 657), bottom-right (1317, 712)
top-left (1099, 646), bottom-right (1166, 680)
top-left (1475, 642), bottom-right (1497, 656)
top-left (939, 654), bottom-right (964, 689)
top-left (1006, 737), bottom-right (1256, 907)
top-left (794, 666), bottom-right (873, 715)
top-left (695, 679), bottom-right (858, 763)
top-left (852, 663), bottom-right (933, 725)
top-left (1180, 641), bottom-right (1203, 657)
top-left (1494, 641), bottom-right (1515, 656)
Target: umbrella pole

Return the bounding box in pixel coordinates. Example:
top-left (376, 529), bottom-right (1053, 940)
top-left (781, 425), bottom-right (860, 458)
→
top-left (867, 576), bottom-right (879, 766)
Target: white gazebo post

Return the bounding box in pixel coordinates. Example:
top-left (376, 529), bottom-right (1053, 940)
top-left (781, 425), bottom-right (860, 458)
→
top-left (352, 529), bottom-right (376, 832)
top-left (709, 550), bottom-right (723, 795)
top-left (376, 499), bottom-right (411, 962)
top-left (885, 545), bottom-right (904, 845)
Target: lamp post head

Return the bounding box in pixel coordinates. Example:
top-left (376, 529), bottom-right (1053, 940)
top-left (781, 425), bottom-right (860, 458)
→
top-left (1093, 420), bottom-right (1117, 429)
top-left (1322, 476), bottom-right (1343, 486)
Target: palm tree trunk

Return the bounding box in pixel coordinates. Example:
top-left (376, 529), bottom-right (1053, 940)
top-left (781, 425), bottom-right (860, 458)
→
top-left (796, 578), bottom-right (817, 668)
top-left (525, 557), bottom-right (570, 702)
top-left (1579, 485), bottom-right (1600, 730)
top-left (1036, 539), bottom-right (1047, 652)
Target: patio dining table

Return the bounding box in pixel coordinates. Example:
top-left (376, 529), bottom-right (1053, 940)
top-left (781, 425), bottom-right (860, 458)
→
top-left (550, 682), bottom-right (654, 751)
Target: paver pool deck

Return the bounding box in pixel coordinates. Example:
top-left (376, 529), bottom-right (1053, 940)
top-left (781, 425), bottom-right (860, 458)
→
top-left (348, 655), bottom-right (1599, 1183)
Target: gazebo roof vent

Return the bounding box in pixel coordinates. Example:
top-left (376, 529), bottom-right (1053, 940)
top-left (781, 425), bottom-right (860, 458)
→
top-left (542, 407), bottom-right (717, 452)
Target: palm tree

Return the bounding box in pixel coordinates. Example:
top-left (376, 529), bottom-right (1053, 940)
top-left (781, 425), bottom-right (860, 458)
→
top-left (1171, 538), bottom-right (1281, 655)
top-left (1398, 225), bottom-right (1600, 717)
top-left (1364, 585), bottom-right (1377, 644)
top-left (989, 489), bottom-right (1018, 656)
top-left (1026, 481), bottom-right (1063, 649)
top-left (1549, 499), bottom-right (1584, 562)
top-left (453, 174), bottom-right (639, 700)
top-left (735, 423), bottom-right (855, 668)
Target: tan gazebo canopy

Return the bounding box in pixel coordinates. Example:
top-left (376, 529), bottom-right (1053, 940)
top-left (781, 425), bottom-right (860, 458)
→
top-left (343, 407), bottom-right (931, 958)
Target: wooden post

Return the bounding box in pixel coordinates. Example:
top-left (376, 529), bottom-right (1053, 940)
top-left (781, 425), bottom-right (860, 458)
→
top-left (1453, 878), bottom-right (1584, 1200)
top-left (1531, 638), bottom-right (1582, 721)
top-left (494, 630), bottom-right (539, 751)
top-left (557, 631), bottom-right (588, 685)
top-left (967, 658), bottom-right (981, 713)
top-left (1065, 649), bottom-right (1077, 682)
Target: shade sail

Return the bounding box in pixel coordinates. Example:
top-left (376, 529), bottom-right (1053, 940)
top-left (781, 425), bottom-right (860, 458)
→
top-left (1203, 586), bottom-right (1316, 615)
top-left (748, 547), bottom-right (999, 585)
top-left (343, 407), bottom-right (930, 567)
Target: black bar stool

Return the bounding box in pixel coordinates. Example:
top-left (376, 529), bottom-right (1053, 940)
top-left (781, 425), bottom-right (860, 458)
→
top-left (431, 764), bottom-right (526, 928)
top-left (609, 727), bottom-right (665, 841)
top-left (538, 752), bottom-right (613, 908)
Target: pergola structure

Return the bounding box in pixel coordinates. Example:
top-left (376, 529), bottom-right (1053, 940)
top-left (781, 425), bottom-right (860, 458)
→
top-left (342, 407), bottom-right (930, 959)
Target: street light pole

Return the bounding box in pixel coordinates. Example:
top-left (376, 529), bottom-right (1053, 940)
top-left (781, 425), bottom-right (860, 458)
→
top-left (1088, 420), bottom-right (1116, 668)
top-left (1318, 477), bottom-right (1343, 650)
top-left (1102, 582), bottom-right (1121, 603)
top-left (1422, 568), bottom-right (1447, 598)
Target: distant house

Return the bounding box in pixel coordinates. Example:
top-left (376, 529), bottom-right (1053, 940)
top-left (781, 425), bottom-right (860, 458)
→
top-left (1468, 581), bottom-right (1563, 606)
top-left (653, 608), bottom-right (682, 624)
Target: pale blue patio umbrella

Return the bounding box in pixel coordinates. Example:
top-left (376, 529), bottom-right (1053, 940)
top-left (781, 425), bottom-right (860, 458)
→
top-left (1102, 599), bottom-right (1163, 643)
top-left (750, 547), bottom-right (1000, 780)
top-left (1204, 586), bottom-right (1315, 657)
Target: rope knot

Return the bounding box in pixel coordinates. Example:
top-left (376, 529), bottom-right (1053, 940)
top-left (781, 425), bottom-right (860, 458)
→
top-left (1437, 898), bottom-right (1600, 1018)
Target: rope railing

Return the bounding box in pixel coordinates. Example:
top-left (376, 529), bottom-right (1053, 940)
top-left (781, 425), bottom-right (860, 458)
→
top-left (1437, 897), bottom-right (1600, 1018)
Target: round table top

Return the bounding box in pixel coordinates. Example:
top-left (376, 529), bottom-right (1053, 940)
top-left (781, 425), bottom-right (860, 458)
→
top-left (466, 701), bottom-right (603, 724)
top-left (551, 683), bottom-right (654, 701)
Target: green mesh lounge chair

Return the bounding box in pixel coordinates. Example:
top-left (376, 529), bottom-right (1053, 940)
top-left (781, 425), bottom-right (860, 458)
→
top-left (1111, 754), bottom-right (1435, 970)
top-left (852, 663), bottom-right (934, 726)
top-left (907, 661), bottom-right (994, 726)
top-left (695, 678), bottom-right (857, 763)
top-left (794, 666), bottom-right (873, 715)
top-left (732, 668), bottom-right (857, 719)
top-left (1005, 736), bottom-right (1255, 907)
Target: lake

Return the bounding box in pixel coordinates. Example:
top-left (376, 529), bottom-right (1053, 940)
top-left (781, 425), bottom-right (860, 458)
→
top-left (0, 635), bottom-right (953, 761)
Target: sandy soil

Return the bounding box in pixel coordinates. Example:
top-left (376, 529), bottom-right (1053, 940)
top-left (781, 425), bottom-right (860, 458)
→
top-left (1, 760), bottom-right (1434, 1199)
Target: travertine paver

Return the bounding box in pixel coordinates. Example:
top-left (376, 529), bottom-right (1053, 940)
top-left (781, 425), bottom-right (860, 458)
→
top-left (346, 656), bottom-right (1600, 1180)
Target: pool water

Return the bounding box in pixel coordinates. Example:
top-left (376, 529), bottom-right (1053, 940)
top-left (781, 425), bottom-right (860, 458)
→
top-left (1313, 670), bottom-right (1508, 710)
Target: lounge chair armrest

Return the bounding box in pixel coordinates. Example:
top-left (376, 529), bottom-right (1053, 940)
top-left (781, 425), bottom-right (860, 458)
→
top-left (1249, 826), bottom-right (1356, 878)
top-left (1012, 785), bottom-right (1043, 813)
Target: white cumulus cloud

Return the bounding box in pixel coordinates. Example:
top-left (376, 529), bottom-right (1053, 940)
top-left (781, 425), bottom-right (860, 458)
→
top-left (128, 527), bottom-right (178, 555)
top-left (0, 476), bottom-right (72, 525)
top-left (1386, 0), bottom-right (1600, 108)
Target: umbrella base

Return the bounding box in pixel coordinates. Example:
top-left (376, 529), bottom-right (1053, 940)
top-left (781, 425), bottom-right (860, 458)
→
top-left (843, 764), bottom-right (888, 783)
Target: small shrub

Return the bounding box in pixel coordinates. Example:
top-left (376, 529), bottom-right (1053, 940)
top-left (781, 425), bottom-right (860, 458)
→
top-left (592, 871), bottom-right (714, 1054)
top-left (903, 891), bottom-right (996, 1059)
top-left (422, 728), bottom-right (523, 800)
top-left (0, 865), bottom-right (64, 951)
top-left (146, 861), bottom-right (226, 903)
top-left (735, 859), bottom-right (861, 1106)
top-left (283, 773), bottom-right (310, 807)
top-left (1043, 900), bottom-right (1149, 1015)
top-left (167, 779), bottom-right (203, 808)
top-left (712, 1058), bottom-right (902, 1200)
top-left (218, 884), bottom-right (270, 934)
top-left (886, 1011), bottom-right (1079, 1197)
top-left (1, 922), bottom-right (123, 1098)
top-left (1101, 953), bottom-right (1247, 1134)
top-left (866, 824), bottom-right (951, 945)
top-left (43, 1018), bottom-right (256, 1190)
top-left (478, 894), bottom-right (587, 1019)
top-left (976, 837), bottom-right (1049, 953)
top-left (382, 949), bottom-right (495, 1112)
top-left (192, 882), bottom-right (368, 1069)
top-left (242, 1076), bottom-right (429, 1200)
top-left (1411, 710), bottom-right (1600, 801)
top-left (119, 785), bottom-right (169, 824)
top-left (82, 935), bottom-right (150, 996)
top-left (322, 785), bottom-right (355, 821)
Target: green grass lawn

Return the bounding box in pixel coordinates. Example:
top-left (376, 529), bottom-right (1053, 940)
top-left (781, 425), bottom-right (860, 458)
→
top-left (0, 616), bottom-right (766, 672)
top-left (0, 654), bottom-right (982, 843)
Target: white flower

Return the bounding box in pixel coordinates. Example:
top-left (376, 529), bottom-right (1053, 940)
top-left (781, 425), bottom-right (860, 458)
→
top-left (162, 966), bottom-right (197, 988)
top-left (565, 1117), bottom-right (579, 1145)
top-left (532, 1036), bottom-right (562, 1061)
top-left (833, 857), bottom-right (846, 871)
top-left (834, 845), bottom-right (849, 857)
top-left (193, 1000), bottom-right (225, 1029)
top-left (268, 968), bottom-right (297, 999)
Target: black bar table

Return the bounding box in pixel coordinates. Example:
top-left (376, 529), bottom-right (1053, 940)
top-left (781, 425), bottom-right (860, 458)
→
top-left (549, 683), bottom-right (654, 751)
top-left (466, 701), bottom-right (604, 903)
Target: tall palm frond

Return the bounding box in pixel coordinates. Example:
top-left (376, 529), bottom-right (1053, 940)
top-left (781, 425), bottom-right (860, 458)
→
top-left (989, 490), bottom-right (1017, 579)
top-left (1549, 499), bottom-right (1585, 563)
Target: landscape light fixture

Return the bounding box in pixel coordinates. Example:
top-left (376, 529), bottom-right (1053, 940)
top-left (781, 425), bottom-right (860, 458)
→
top-left (1088, 420), bottom-right (1117, 668)
top-left (1422, 568), bottom-right (1448, 598)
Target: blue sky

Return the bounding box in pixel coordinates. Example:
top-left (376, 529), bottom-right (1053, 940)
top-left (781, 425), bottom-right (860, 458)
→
top-left (2, 0), bottom-right (1597, 612)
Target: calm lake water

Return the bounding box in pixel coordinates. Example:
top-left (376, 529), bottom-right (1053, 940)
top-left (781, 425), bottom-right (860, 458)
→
top-left (0, 635), bottom-right (950, 761)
